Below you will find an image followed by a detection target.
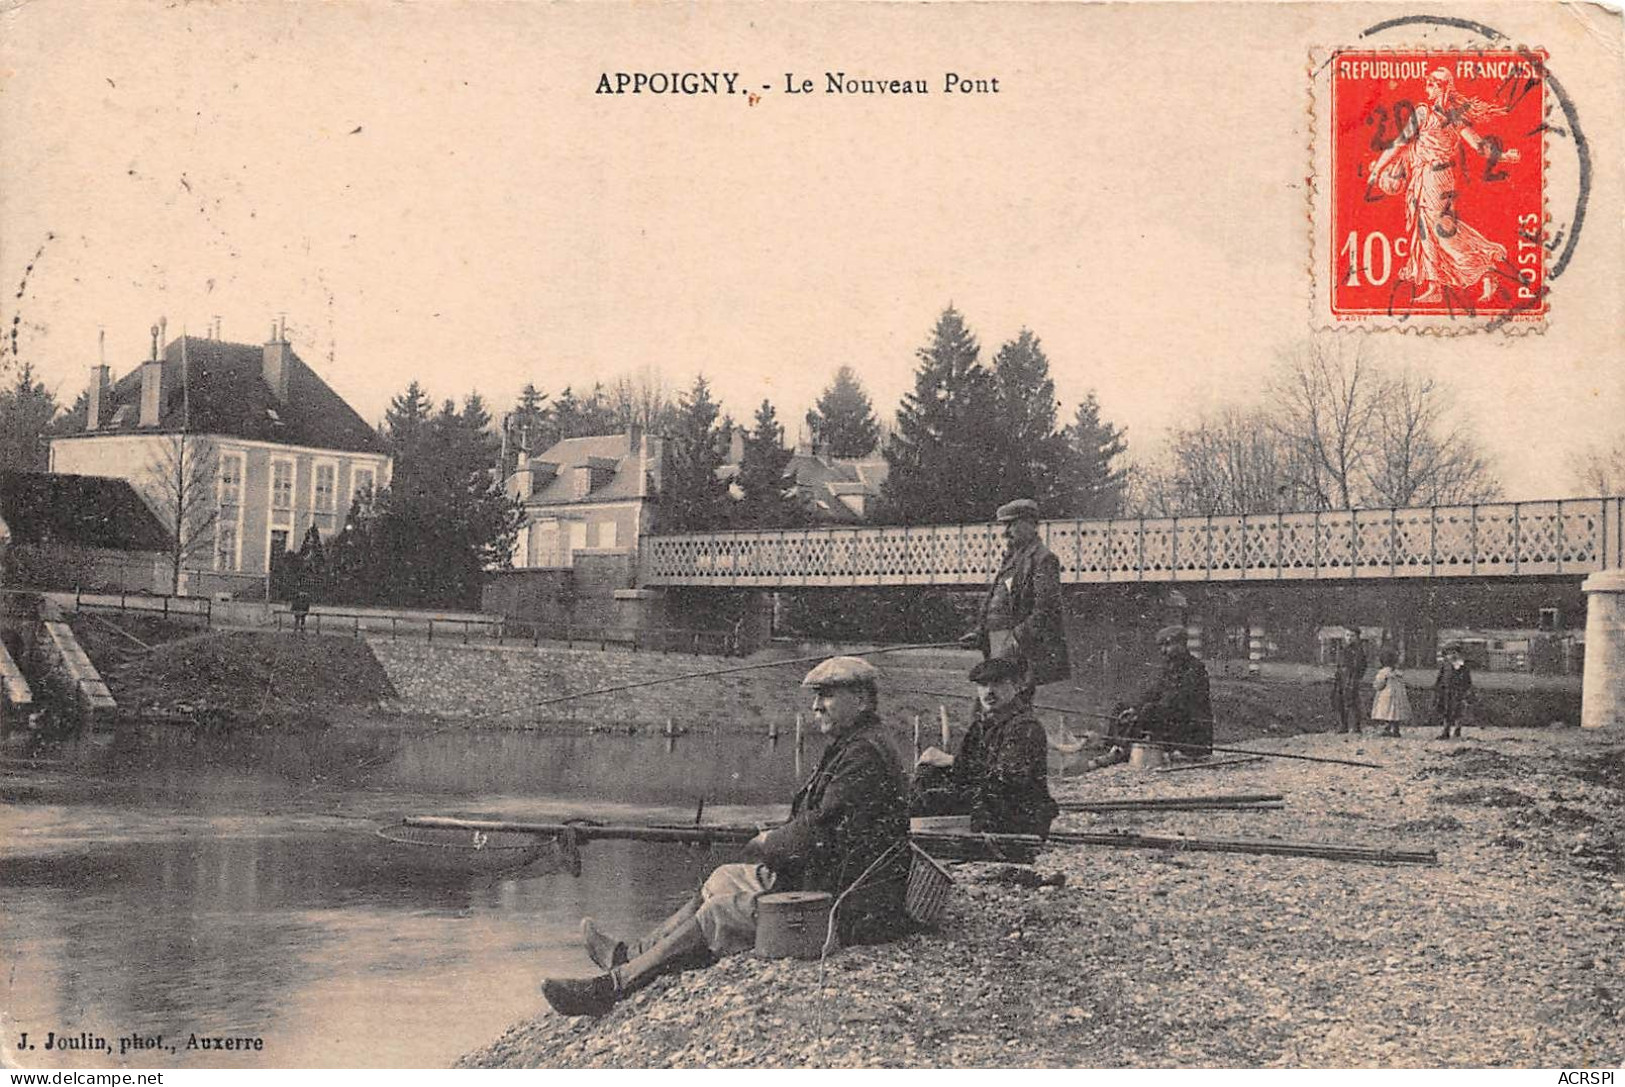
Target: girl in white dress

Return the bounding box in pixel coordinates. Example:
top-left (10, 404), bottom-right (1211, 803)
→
top-left (1370, 648), bottom-right (1412, 737)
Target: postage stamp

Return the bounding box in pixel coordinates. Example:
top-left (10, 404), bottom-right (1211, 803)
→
top-left (1311, 47), bottom-right (1549, 331)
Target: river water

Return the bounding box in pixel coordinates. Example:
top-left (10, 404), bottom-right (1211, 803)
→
top-left (0, 729), bottom-right (833, 1069)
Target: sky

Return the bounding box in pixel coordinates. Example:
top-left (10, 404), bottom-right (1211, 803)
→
top-left (2, 1), bottom-right (1621, 500)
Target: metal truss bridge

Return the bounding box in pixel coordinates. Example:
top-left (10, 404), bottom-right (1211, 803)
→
top-left (639, 497), bottom-right (1624, 588)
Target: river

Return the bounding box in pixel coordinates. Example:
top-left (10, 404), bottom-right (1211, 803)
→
top-left (0, 729), bottom-right (834, 1069)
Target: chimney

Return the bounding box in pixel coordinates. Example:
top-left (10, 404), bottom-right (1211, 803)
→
top-left (86, 364), bottom-right (109, 430)
top-left (510, 449), bottom-right (534, 501)
top-left (729, 428), bottom-right (745, 465)
top-left (263, 319), bottom-right (290, 401)
top-left (627, 422), bottom-right (643, 456)
top-left (139, 323), bottom-right (163, 427)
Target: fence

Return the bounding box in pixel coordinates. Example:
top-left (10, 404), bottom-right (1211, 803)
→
top-left (69, 589), bottom-right (214, 627)
top-left (640, 497), bottom-right (1625, 587)
top-left (269, 608), bottom-right (740, 656)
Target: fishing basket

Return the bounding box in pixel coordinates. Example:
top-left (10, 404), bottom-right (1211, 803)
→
top-left (904, 841), bottom-right (954, 927)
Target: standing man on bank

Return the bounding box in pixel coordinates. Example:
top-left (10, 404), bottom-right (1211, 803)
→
top-left (959, 498), bottom-right (1071, 704)
top-left (1331, 627), bottom-right (1369, 734)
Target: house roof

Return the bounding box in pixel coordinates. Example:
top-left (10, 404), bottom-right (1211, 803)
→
top-left (55, 337), bottom-right (384, 455)
top-left (521, 432), bottom-right (653, 505)
top-left (0, 471), bottom-right (170, 552)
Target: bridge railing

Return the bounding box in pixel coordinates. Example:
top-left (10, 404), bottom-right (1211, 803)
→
top-left (638, 497), bottom-right (1624, 586)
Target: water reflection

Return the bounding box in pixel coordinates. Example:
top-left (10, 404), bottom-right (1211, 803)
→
top-left (2, 814), bottom-right (735, 1068)
top-left (1, 728), bottom-right (837, 1069)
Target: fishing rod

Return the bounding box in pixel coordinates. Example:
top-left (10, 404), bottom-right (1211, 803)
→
top-left (891, 685), bottom-right (1385, 769)
top-left (531, 641), bottom-right (960, 709)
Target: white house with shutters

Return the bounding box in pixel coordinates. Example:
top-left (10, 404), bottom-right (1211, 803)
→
top-left (48, 323), bottom-right (391, 597)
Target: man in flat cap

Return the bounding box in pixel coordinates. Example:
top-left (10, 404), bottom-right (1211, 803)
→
top-left (542, 656), bottom-right (909, 1017)
top-left (1116, 624), bottom-right (1214, 758)
top-left (914, 655), bottom-right (1059, 836)
top-left (1331, 627), bottom-right (1369, 734)
top-left (959, 498), bottom-right (1070, 705)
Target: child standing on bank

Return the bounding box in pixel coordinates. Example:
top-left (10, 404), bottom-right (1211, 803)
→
top-left (1370, 647), bottom-right (1411, 737)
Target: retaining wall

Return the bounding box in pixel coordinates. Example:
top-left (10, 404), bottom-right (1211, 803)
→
top-left (365, 640), bottom-right (1049, 735)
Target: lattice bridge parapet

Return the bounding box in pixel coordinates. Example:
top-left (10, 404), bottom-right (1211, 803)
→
top-left (638, 498), bottom-right (1624, 588)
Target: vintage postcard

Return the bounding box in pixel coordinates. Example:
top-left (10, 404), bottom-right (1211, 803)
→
top-left (1, 0), bottom-right (1622, 1076)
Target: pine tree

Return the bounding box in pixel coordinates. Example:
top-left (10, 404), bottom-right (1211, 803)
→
top-left (660, 375), bottom-right (732, 532)
top-left (1059, 392), bottom-right (1129, 517)
top-left (505, 383), bottom-right (551, 475)
top-left (879, 306), bottom-right (1001, 524)
top-left (988, 328), bottom-right (1072, 511)
top-left (382, 380), bottom-right (434, 492)
top-left (805, 365), bottom-right (881, 457)
top-left (734, 399), bottom-right (804, 528)
top-left (0, 361), bottom-right (60, 471)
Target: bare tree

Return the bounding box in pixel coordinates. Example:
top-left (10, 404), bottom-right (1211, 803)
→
top-left (608, 366), bottom-right (677, 434)
top-left (1365, 368), bottom-right (1501, 506)
top-left (144, 433), bottom-right (219, 594)
top-left (1133, 407), bottom-right (1297, 516)
top-left (1269, 339), bottom-right (1380, 510)
top-left (1568, 436), bottom-right (1625, 496)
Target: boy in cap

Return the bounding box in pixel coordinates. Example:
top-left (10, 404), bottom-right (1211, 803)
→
top-left (913, 655), bottom-right (1059, 836)
top-left (542, 656), bottom-right (909, 1017)
top-left (1117, 624), bottom-right (1214, 758)
top-left (959, 498), bottom-right (1070, 703)
top-left (1432, 643), bottom-right (1474, 739)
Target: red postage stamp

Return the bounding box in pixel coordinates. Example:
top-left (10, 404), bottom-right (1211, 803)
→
top-left (1313, 48), bottom-right (1548, 330)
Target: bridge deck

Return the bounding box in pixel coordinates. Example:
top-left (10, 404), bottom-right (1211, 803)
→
top-left (638, 498), bottom-right (1624, 587)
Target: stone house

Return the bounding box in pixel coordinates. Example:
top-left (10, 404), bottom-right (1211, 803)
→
top-left (47, 322), bottom-right (391, 598)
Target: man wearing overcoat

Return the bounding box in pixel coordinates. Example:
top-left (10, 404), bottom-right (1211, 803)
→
top-left (541, 656), bottom-right (909, 1017)
top-left (943, 656), bottom-right (1059, 836)
top-left (1120, 624), bottom-right (1214, 757)
top-left (960, 498), bottom-right (1071, 702)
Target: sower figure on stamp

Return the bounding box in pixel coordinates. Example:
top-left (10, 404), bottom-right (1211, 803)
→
top-left (957, 498), bottom-right (1071, 707)
top-left (1331, 627), bottom-right (1368, 734)
top-left (1432, 643), bottom-right (1475, 740)
top-left (1114, 624), bottom-right (1214, 759)
top-left (1369, 66), bottom-right (1522, 304)
top-left (542, 656), bottom-right (910, 1018)
top-left (911, 656), bottom-right (1059, 837)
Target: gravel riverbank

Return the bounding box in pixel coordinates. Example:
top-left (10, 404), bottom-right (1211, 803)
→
top-left (459, 726), bottom-right (1622, 1068)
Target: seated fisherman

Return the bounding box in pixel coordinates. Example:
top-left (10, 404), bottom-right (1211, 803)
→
top-left (1115, 624), bottom-right (1214, 758)
top-left (911, 656), bottom-right (1059, 838)
top-left (541, 655), bottom-right (910, 1017)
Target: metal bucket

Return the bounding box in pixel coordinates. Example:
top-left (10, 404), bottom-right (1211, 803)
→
top-left (1129, 743), bottom-right (1169, 771)
top-left (755, 891), bottom-right (833, 960)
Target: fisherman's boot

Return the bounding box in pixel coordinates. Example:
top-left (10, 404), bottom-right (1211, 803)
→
top-left (580, 918), bottom-right (628, 971)
top-left (542, 915), bottom-right (713, 1017)
top-left (610, 913), bottom-right (714, 999)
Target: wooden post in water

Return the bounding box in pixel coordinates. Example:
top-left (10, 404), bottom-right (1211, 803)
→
top-left (794, 713), bottom-right (804, 751)
top-left (913, 714), bottom-right (922, 761)
top-left (768, 716), bottom-right (779, 741)
top-left (939, 705), bottom-right (951, 751)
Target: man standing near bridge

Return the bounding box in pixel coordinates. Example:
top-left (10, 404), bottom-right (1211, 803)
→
top-left (959, 498), bottom-right (1070, 704)
top-left (1332, 627), bottom-right (1368, 734)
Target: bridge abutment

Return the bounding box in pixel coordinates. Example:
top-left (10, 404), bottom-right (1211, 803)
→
top-left (1581, 570), bottom-right (1625, 729)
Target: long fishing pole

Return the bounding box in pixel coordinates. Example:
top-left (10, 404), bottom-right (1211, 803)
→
top-left (892, 684), bottom-right (1385, 769)
top-left (531, 641), bottom-right (960, 709)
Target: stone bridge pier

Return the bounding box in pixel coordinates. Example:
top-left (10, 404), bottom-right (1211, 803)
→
top-left (1582, 571), bottom-right (1625, 729)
